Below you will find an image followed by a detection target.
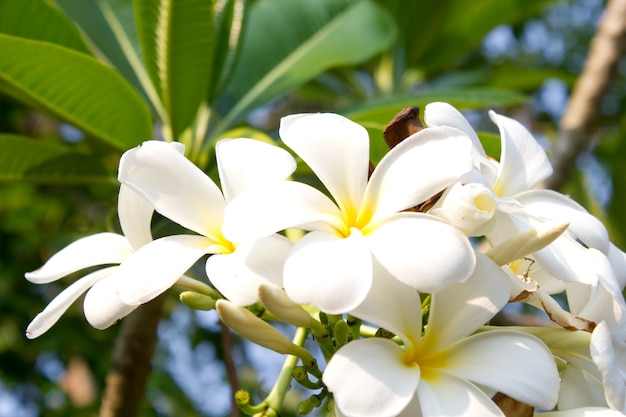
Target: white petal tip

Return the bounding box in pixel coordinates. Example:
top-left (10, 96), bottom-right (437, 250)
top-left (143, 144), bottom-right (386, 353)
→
top-left (24, 270), bottom-right (45, 282)
top-left (25, 324), bottom-right (43, 340)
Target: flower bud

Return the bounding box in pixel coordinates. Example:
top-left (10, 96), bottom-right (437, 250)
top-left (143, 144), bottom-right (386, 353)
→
top-left (179, 291), bottom-right (216, 311)
top-left (296, 394), bottom-right (321, 415)
top-left (216, 300), bottom-right (315, 362)
top-left (333, 319), bottom-right (350, 348)
top-left (258, 284), bottom-right (315, 328)
top-left (430, 182), bottom-right (497, 236)
top-left (485, 220), bottom-right (569, 266)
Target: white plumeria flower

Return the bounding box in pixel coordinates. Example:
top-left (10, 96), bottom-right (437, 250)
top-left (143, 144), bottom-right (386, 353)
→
top-left (323, 253), bottom-right (559, 417)
top-left (223, 113), bottom-right (476, 313)
top-left (426, 102), bottom-right (611, 288)
top-left (115, 139), bottom-right (296, 307)
top-left (25, 185), bottom-right (153, 338)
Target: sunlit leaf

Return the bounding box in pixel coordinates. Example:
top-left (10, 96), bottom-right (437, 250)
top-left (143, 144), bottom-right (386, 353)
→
top-left (0, 0), bottom-right (91, 54)
top-left (0, 34), bottom-right (153, 151)
top-left (217, 0), bottom-right (397, 131)
top-left (54, 0), bottom-right (164, 118)
top-left (134, 0), bottom-right (214, 140)
top-left (207, 0), bottom-right (247, 104)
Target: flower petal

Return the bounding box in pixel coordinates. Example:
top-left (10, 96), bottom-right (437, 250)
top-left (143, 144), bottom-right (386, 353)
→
top-left (538, 408), bottom-right (626, 417)
top-left (533, 233), bottom-right (599, 285)
top-left (423, 102), bottom-right (494, 178)
top-left (424, 102), bottom-right (484, 154)
top-left (559, 364), bottom-right (607, 410)
top-left (116, 235), bottom-right (215, 305)
top-left (423, 253), bottom-right (510, 350)
top-left (496, 211), bottom-right (599, 286)
top-left (223, 181), bottom-right (344, 242)
top-left (279, 113), bottom-right (369, 219)
top-left (591, 321), bottom-right (626, 412)
top-left (489, 111), bottom-right (553, 196)
top-left (207, 234), bottom-right (292, 306)
top-left (363, 126), bottom-right (473, 225)
top-left (441, 330), bottom-right (560, 410)
top-left (515, 189), bottom-right (609, 253)
top-left (367, 213), bottom-right (475, 293)
top-left (25, 267), bottom-right (117, 339)
top-left (350, 258), bottom-right (422, 346)
top-left (84, 275), bottom-right (136, 329)
top-left (284, 229), bottom-right (371, 314)
top-left (118, 141), bottom-right (226, 239)
top-left (25, 233), bottom-right (130, 284)
top-left (216, 138), bottom-right (296, 202)
top-left (608, 243), bottom-right (626, 289)
top-left (324, 338), bottom-right (420, 417)
top-left (417, 372), bottom-right (505, 417)
top-left (575, 250), bottom-right (626, 322)
top-left (118, 184), bottom-right (153, 251)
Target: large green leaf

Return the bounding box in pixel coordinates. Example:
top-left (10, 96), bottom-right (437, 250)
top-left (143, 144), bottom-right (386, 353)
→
top-left (207, 0), bottom-right (247, 104)
top-left (0, 0), bottom-right (92, 54)
top-left (0, 34), bottom-right (153, 151)
top-left (134, 0), bottom-right (214, 140)
top-left (216, 0), bottom-right (397, 131)
top-left (0, 135), bottom-right (112, 183)
top-left (53, 0), bottom-right (165, 119)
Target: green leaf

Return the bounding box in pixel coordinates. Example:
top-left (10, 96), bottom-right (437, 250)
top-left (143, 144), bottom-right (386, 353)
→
top-left (217, 0), bottom-right (397, 131)
top-left (207, 0), bottom-right (247, 104)
top-left (0, 34), bottom-right (153, 150)
top-left (54, 0), bottom-right (165, 120)
top-left (0, 135), bottom-right (112, 184)
top-left (486, 66), bottom-right (577, 91)
top-left (377, 0), bottom-right (556, 74)
top-left (134, 0), bottom-right (214, 140)
top-left (342, 88), bottom-right (528, 130)
top-left (0, 0), bottom-right (92, 54)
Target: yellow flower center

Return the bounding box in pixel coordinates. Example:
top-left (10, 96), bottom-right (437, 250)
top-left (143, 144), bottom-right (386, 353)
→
top-left (474, 193), bottom-right (496, 212)
top-left (401, 335), bottom-right (449, 382)
top-left (405, 348), bottom-right (448, 381)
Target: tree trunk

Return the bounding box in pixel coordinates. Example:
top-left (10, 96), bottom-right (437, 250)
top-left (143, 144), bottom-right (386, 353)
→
top-left (99, 295), bottom-right (166, 417)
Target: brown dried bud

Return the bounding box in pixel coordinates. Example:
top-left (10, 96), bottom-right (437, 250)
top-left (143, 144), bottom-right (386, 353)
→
top-left (383, 106), bottom-right (424, 149)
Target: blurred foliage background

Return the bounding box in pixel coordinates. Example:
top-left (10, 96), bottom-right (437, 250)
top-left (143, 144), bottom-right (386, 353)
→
top-left (0, 0), bottom-right (624, 416)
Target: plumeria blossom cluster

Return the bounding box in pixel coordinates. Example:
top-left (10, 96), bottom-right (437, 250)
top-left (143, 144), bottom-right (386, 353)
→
top-left (26, 102), bottom-right (626, 417)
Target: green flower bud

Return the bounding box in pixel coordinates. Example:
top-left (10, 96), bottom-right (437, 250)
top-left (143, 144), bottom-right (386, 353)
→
top-left (297, 395), bottom-right (321, 415)
top-left (179, 291), bottom-right (216, 311)
top-left (333, 320), bottom-right (350, 348)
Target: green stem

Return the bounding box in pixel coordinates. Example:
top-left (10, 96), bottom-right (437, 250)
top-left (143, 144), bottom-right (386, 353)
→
top-left (265, 327), bottom-right (308, 411)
